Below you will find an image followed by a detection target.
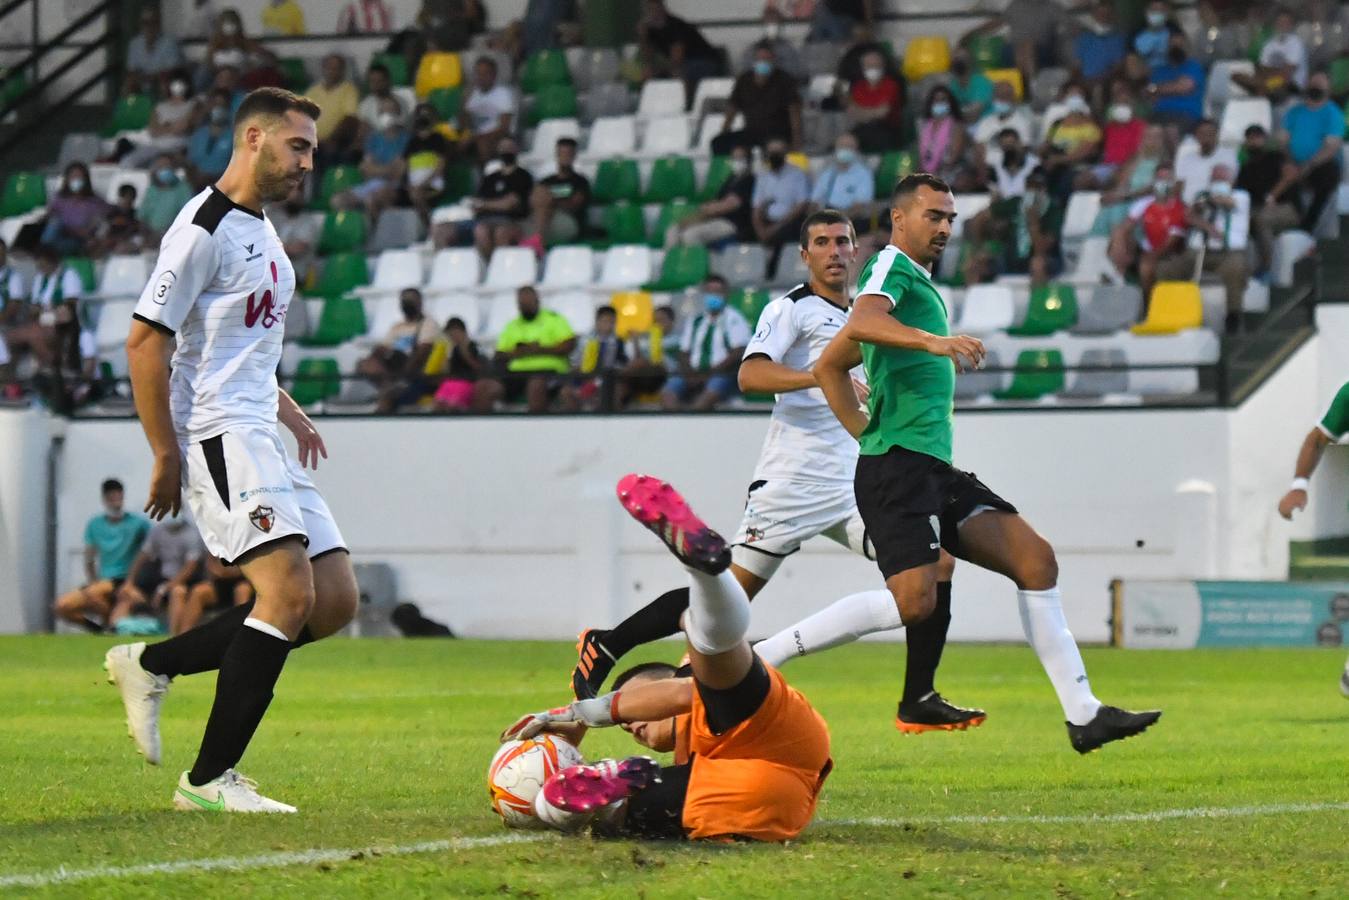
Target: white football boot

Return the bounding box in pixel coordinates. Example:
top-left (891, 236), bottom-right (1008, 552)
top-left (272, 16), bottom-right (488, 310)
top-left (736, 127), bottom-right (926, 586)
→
top-left (104, 642), bottom-right (170, 765)
top-left (173, 770), bottom-right (297, 813)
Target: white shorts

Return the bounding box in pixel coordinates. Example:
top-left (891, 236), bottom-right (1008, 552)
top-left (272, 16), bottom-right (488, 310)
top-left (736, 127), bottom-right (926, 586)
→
top-left (180, 424), bottom-right (346, 565)
top-left (730, 478), bottom-right (871, 580)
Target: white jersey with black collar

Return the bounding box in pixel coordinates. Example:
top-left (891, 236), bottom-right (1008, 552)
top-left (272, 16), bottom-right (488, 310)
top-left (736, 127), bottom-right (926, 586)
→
top-left (133, 186), bottom-right (296, 444)
top-left (742, 283), bottom-right (861, 486)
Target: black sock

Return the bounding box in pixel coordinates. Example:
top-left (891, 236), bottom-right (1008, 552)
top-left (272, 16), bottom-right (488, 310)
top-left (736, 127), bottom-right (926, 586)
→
top-left (187, 623), bottom-right (292, 786)
top-left (603, 587), bottom-right (690, 658)
top-left (902, 581), bottom-right (952, 705)
top-left (141, 604), bottom-right (317, 679)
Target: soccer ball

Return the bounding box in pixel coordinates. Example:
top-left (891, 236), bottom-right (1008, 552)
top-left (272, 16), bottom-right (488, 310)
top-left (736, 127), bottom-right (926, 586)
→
top-left (487, 736), bottom-right (584, 829)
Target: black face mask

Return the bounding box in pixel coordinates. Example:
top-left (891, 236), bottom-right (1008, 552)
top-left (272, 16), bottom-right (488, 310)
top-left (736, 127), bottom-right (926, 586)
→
top-left (1167, 47), bottom-right (1186, 65)
top-left (1003, 149), bottom-right (1022, 167)
top-left (414, 115), bottom-right (433, 130)
top-left (499, 152), bottom-right (517, 167)
top-left (951, 60), bottom-right (969, 77)
top-left (767, 152), bottom-right (786, 169)
top-left (1307, 87), bottom-right (1327, 102)
top-left (521, 308), bottom-right (538, 321)
top-left (401, 303), bottom-right (420, 319)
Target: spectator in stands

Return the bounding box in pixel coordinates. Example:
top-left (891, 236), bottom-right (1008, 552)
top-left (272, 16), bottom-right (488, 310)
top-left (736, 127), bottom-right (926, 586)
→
top-left (94, 184), bottom-right (147, 257)
top-left (111, 513), bottom-right (205, 629)
top-left (918, 86), bottom-right (973, 190)
top-left (624, 304), bottom-right (679, 398)
top-left (340, 96), bottom-right (410, 221)
top-left (1074, 1), bottom-right (1128, 106)
top-left (810, 133), bottom-right (875, 226)
top-left (836, 21), bottom-right (897, 88)
top-left (140, 155), bottom-right (194, 245)
top-left (1100, 80), bottom-right (1145, 167)
top-left (522, 137), bottom-right (590, 255)
top-left (460, 57), bottom-right (517, 163)
top-left (339, 0), bottom-right (394, 33)
top-left (1107, 161), bottom-right (1191, 303)
top-left (260, 0), bottom-right (306, 36)
top-left (1236, 123), bottom-right (1301, 276)
top-left (972, 79), bottom-right (1034, 147)
top-left (186, 89), bottom-right (235, 188)
top-left (637, 0), bottom-right (723, 89)
top-left (305, 55), bottom-right (363, 168)
top-left (125, 5), bottom-right (184, 97)
top-left (508, 0), bottom-right (580, 61)
top-left (176, 557), bottom-right (253, 635)
top-left (1231, 8), bottom-right (1306, 100)
top-left (468, 136), bottom-right (533, 260)
top-left (1133, 1), bottom-right (1180, 69)
top-left (201, 8), bottom-right (277, 91)
top-left (211, 65), bottom-right (246, 117)
top-left (752, 138), bottom-right (811, 272)
top-left (964, 165), bottom-right (1061, 287)
top-left (431, 316), bottom-right (485, 412)
top-left (740, 7), bottom-right (806, 82)
top-left (357, 63), bottom-right (396, 134)
top-left (963, 130), bottom-right (1041, 263)
top-left (1173, 163), bottom-right (1252, 333)
top-left (476, 285), bottom-right (577, 413)
top-left (1093, 121), bottom-right (1168, 236)
top-left (120, 69), bottom-right (199, 168)
top-left (0, 239), bottom-right (25, 329)
top-left (417, 0), bottom-right (485, 53)
top-left (661, 275), bottom-right (751, 411)
top-left (41, 164), bottom-right (107, 257)
top-left (665, 144), bottom-right (756, 249)
top-left (845, 49), bottom-right (904, 153)
top-left (713, 42), bottom-right (803, 155)
top-left (358, 287), bottom-right (442, 414)
top-left (964, 0), bottom-right (1064, 83)
top-left (53, 478), bottom-right (151, 632)
top-left (561, 305), bottom-right (631, 411)
top-left (949, 48), bottom-right (994, 123)
top-left (1145, 31), bottom-right (1205, 136)
top-left (269, 186), bottom-right (319, 285)
top-left (1040, 83), bottom-right (1102, 197)
top-left (404, 102), bottom-right (459, 230)
top-left (1176, 118), bottom-right (1238, 203)
top-left (1279, 70), bottom-right (1344, 232)
top-left (809, 0), bottom-right (872, 43)
top-left (2, 245), bottom-right (75, 375)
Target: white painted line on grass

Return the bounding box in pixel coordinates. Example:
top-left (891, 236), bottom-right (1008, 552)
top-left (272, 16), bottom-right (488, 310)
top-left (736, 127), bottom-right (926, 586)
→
top-left (0, 832), bottom-right (550, 889)
top-left (821, 800), bottom-right (1349, 829)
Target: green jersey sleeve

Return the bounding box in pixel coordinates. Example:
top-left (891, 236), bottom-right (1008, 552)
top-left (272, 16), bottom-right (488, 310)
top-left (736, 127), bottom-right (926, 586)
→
top-left (1319, 381), bottom-right (1349, 441)
top-left (855, 247), bottom-right (913, 310)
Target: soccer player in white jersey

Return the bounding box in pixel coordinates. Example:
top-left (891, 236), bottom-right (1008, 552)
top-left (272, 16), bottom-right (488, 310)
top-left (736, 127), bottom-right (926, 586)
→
top-left (574, 209), bottom-right (986, 733)
top-left (103, 88), bottom-right (359, 812)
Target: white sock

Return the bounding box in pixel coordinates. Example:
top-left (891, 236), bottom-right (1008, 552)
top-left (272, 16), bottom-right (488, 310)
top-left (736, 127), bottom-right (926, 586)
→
top-left (756, 590), bottom-right (902, 668)
top-left (243, 617), bottom-right (288, 642)
top-left (683, 567), bottom-right (751, 655)
top-left (1017, 588), bottom-right (1101, 726)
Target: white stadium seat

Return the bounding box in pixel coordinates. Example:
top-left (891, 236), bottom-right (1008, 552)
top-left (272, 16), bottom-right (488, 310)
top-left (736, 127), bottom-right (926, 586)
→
top-left (952, 193), bottom-right (991, 238)
top-left (482, 247), bottom-right (538, 290)
top-left (547, 290), bottom-right (597, 334)
top-left (696, 112), bottom-right (742, 156)
top-left (94, 300), bottom-right (137, 351)
top-left (1218, 97), bottom-right (1271, 146)
top-left (1204, 59), bottom-right (1254, 115)
top-left (637, 79), bottom-right (686, 119)
top-left (1061, 191), bottom-right (1102, 243)
top-left (527, 117), bottom-right (582, 163)
top-left (96, 254), bottom-right (148, 299)
top-left (596, 244), bottom-right (653, 289)
top-left (428, 292), bottom-right (484, 337)
top-left (690, 77), bottom-right (734, 116)
top-left (541, 245), bottom-right (595, 289)
top-left (640, 115), bottom-right (692, 156)
top-left (361, 249), bottom-right (424, 295)
top-left (587, 115), bottom-right (638, 157)
top-left (362, 294), bottom-right (404, 344)
top-left (483, 290), bottom-right (522, 338)
top-left (952, 284), bottom-right (1015, 334)
top-left (428, 247), bottom-right (483, 291)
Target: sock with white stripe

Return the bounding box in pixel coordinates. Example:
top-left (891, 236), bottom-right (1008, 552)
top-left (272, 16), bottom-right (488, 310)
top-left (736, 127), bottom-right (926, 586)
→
top-left (683, 568), bottom-right (751, 655)
top-left (756, 590), bottom-right (902, 668)
top-left (1017, 588), bottom-right (1102, 726)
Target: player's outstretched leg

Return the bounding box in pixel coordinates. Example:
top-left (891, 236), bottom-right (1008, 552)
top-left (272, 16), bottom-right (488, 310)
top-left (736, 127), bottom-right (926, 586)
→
top-left (616, 474), bottom-right (731, 575)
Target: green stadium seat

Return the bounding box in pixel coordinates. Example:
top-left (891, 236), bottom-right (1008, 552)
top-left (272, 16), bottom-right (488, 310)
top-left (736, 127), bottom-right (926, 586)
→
top-left (63, 256), bottom-right (97, 293)
top-left (601, 201), bottom-right (646, 245)
top-left (0, 170), bottom-right (46, 216)
top-left (373, 53), bottom-right (410, 86)
top-left (1009, 284), bottom-right (1078, 336)
top-left (642, 156), bottom-right (696, 203)
top-left (279, 57), bottom-right (310, 92)
top-left (529, 83), bottom-right (578, 124)
top-left (1332, 57), bottom-right (1349, 98)
top-left (313, 254), bottom-right (370, 299)
top-left (649, 199), bottom-right (696, 248)
top-left (302, 295), bottom-right (367, 346)
top-left (730, 287), bottom-right (771, 329)
top-left (426, 86), bottom-right (462, 122)
top-left (967, 34), bottom-right (1006, 71)
top-left (0, 68), bottom-right (28, 107)
top-left (642, 244), bottom-right (709, 291)
top-left (312, 165), bottom-right (361, 209)
top-left (520, 49), bottom-right (572, 95)
top-left (697, 156), bottom-right (732, 202)
top-left (103, 93), bottom-right (153, 135)
top-left (593, 158), bottom-right (641, 204)
top-left (318, 210), bottom-right (368, 254)
top-left (290, 357), bottom-right (341, 404)
top-left (995, 349), bottom-right (1065, 400)
top-left (874, 150), bottom-right (915, 199)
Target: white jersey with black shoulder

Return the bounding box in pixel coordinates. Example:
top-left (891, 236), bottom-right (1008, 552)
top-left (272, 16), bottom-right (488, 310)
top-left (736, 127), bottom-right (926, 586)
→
top-left (742, 283), bottom-right (862, 486)
top-left (132, 186), bottom-right (295, 444)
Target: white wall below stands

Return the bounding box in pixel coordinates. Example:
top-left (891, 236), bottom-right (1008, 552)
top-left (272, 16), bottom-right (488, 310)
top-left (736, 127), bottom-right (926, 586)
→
top-left (0, 408), bottom-right (54, 634)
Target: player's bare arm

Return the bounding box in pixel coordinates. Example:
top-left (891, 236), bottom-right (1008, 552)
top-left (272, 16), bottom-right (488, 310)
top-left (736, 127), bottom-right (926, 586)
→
top-left (1278, 427), bottom-right (1332, 520)
top-left (813, 329), bottom-right (868, 439)
top-left (126, 319), bottom-right (181, 520)
top-left (738, 354), bottom-right (816, 394)
top-left (277, 387), bottom-right (328, 470)
top-left (848, 294), bottom-right (986, 372)
top-left (503, 677), bottom-right (694, 743)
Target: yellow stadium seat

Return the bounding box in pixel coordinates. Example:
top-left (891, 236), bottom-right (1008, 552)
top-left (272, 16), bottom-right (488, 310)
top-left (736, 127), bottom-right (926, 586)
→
top-left (902, 36), bottom-right (951, 83)
top-left (613, 290), bottom-right (653, 338)
top-left (415, 52), bottom-right (462, 98)
top-left (786, 151), bottom-right (811, 172)
top-left (1132, 282), bottom-right (1203, 335)
top-left (983, 67), bottom-right (1024, 101)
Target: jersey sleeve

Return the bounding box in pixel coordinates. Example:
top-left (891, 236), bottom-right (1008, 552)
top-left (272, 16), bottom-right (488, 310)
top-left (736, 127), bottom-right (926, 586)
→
top-left (133, 223), bottom-right (221, 335)
top-left (1318, 381), bottom-right (1349, 442)
top-left (743, 297), bottom-right (799, 362)
top-left (855, 251), bottom-right (910, 310)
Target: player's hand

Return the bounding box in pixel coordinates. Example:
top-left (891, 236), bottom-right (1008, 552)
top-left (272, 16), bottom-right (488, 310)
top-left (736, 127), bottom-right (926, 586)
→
top-left (283, 409), bottom-right (328, 470)
top-left (930, 334), bottom-right (986, 372)
top-left (500, 694), bottom-right (620, 742)
top-left (145, 455), bottom-right (181, 521)
top-left (501, 706), bottom-right (576, 742)
top-left (1278, 489), bottom-right (1308, 520)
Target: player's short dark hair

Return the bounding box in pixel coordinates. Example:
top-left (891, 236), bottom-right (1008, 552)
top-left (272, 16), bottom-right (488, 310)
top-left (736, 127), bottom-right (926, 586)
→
top-left (613, 661), bottom-right (680, 690)
top-left (234, 87), bottom-right (321, 134)
top-left (556, 136), bottom-right (578, 151)
top-left (101, 478), bottom-right (124, 495)
top-left (891, 172), bottom-right (952, 207)
top-left (799, 208), bottom-right (855, 248)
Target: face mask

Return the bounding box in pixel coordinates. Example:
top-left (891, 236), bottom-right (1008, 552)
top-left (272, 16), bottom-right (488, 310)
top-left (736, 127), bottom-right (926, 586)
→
top-left (930, 101), bottom-right (950, 118)
top-left (221, 20), bottom-right (240, 36)
top-left (836, 147), bottom-right (858, 166)
top-left (753, 60), bottom-right (773, 77)
top-left (767, 151), bottom-right (786, 169)
top-left (68, 178), bottom-right (85, 192)
top-left (401, 302), bottom-right (420, 318)
top-left (210, 106), bottom-right (229, 125)
top-left (415, 114), bottom-right (434, 130)
top-left (730, 158), bottom-right (749, 176)
top-left (1112, 103), bottom-right (1136, 122)
top-left (1146, 11), bottom-right (1166, 28)
top-left (377, 112), bottom-right (399, 130)
top-left (1002, 148), bottom-right (1023, 167)
top-left (703, 293), bottom-right (726, 313)
top-left (1065, 94), bottom-right (1089, 113)
top-left (1154, 179), bottom-right (1172, 198)
top-left (499, 152), bottom-right (517, 167)
top-left (1167, 47), bottom-right (1186, 65)
top-left (863, 66), bottom-right (883, 85)
top-left (992, 99), bottom-right (1012, 116)
top-left (155, 168), bottom-right (177, 186)
top-left (521, 307), bottom-right (538, 321)
top-left (951, 60), bottom-right (969, 78)
top-left (1307, 87), bottom-right (1327, 102)
top-left (1209, 181), bottom-right (1232, 197)
top-left (169, 80), bottom-right (187, 98)
top-left (763, 22), bottom-right (781, 40)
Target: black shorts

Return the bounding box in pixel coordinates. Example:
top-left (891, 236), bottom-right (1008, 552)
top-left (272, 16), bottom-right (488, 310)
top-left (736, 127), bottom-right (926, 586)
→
top-left (502, 373), bottom-right (563, 404)
top-left (854, 445), bottom-right (1018, 579)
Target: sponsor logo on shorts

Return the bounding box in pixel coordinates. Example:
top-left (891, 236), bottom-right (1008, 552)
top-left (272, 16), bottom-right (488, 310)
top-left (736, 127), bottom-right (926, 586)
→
top-left (249, 505), bottom-right (275, 533)
top-left (928, 514), bottom-right (941, 550)
top-left (239, 486), bottom-right (292, 502)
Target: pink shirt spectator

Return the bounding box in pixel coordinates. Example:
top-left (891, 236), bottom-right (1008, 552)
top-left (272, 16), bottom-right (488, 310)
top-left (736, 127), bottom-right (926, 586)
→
top-left (48, 194), bottom-right (110, 234)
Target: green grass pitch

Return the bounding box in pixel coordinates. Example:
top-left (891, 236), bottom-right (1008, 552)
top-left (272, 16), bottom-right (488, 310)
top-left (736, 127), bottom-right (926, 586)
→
top-left (3, 635), bottom-right (1349, 897)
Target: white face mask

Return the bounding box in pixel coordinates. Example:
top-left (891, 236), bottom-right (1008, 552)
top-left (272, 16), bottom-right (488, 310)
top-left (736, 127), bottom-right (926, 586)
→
top-left (730, 158), bottom-right (749, 176)
top-left (930, 101), bottom-right (950, 118)
top-left (1146, 10), bottom-right (1166, 28)
top-left (220, 20), bottom-right (240, 36)
top-left (1110, 103), bottom-right (1133, 123)
top-left (763, 22), bottom-right (781, 40)
top-left (863, 66), bottom-right (883, 85)
top-left (1065, 94), bottom-right (1089, 113)
top-left (68, 178), bottom-right (86, 192)
top-left (1209, 180), bottom-right (1232, 197)
top-left (169, 80), bottom-right (188, 98)
top-left (377, 112), bottom-right (399, 130)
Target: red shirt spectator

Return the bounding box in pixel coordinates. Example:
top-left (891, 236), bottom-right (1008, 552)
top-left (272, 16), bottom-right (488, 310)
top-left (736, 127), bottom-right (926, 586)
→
top-left (1102, 116), bottom-right (1144, 165)
top-left (850, 73), bottom-right (902, 128)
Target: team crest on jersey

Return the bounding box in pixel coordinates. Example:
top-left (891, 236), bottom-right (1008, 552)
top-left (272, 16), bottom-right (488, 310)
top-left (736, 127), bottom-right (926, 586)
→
top-left (244, 260), bottom-right (285, 329)
top-left (249, 505), bottom-right (275, 533)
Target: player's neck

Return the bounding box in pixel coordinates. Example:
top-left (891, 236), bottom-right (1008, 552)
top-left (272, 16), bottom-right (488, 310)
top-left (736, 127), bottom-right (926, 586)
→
top-left (808, 277), bottom-right (848, 310)
top-left (213, 165), bottom-right (264, 216)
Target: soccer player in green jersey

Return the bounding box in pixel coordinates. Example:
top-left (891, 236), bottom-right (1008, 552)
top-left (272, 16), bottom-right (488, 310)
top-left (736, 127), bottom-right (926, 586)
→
top-left (1277, 379), bottom-right (1349, 697)
top-left (803, 173), bottom-right (1160, 753)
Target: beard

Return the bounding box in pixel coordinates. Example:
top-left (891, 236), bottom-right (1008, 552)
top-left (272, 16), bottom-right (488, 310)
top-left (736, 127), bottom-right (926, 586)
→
top-left (256, 143), bottom-right (300, 203)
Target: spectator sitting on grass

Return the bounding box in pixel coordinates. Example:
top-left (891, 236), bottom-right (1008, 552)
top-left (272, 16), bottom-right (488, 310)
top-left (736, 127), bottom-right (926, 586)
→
top-left (52, 478), bottom-right (151, 633)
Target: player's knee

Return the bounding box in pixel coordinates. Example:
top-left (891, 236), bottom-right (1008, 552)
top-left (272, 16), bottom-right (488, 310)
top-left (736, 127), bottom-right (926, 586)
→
top-left (892, 583), bottom-right (936, 625)
top-left (1015, 540), bottom-right (1058, 591)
